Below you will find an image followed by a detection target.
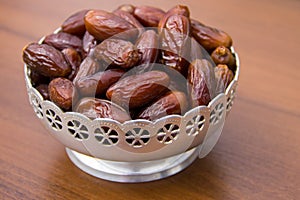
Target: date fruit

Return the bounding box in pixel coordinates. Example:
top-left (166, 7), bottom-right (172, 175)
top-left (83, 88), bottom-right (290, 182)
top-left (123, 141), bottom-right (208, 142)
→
top-left (106, 70), bottom-right (170, 109)
top-left (84, 10), bottom-right (138, 41)
top-left (158, 5), bottom-right (190, 29)
top-left (192, 19), bottom-right (233, 52)
top-left (138, 91), bottom-right (188, 121)
top-left (93, 39), bottom-right (139, 69)
top-left (72, 57), bottom-right (103, 84)
top-left (187, 59), bottom-right (216, 107)
top-left (62, 9), bottom-right (90, 36)
top-left (115, 4), bottom-right (135, 14)
top-left (75, 98), bottom-right (131, 122)
top-left (160, 14), bottom-right (191, 76)
top-left (49, 78), bottom-right (75, 110)
top-left (82, 31), bottom-right (98, 56)
top-left (135, 30), bottom-right (159, 67)
top-left (133, 6), bottom-right (166, 27)
top-left (113, 9), bottom-right (144, 31)
top-left (43, 32), bottom-right (83, 52)
top-left (75, 69), bottom-right (125, 97)
top-left (23, 43), bottom-right (71, 77)
top-left (214, 64), bottom-right (234, 94)
top-left (62, 48), bottom-right (82, 80)
top-left (29, 71), bottom-right (49, 86)
top-left (211, 46), bottom-right (236, 71)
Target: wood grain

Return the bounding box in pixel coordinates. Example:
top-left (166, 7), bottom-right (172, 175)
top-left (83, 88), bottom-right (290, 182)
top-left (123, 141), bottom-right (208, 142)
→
top-left (0, 0), bottom-right (299, 199)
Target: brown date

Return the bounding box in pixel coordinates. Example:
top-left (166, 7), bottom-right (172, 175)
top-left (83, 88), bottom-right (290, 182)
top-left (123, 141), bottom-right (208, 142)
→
top-left (43, 32), bottom-right (83, 52)
top-left (49, 78), bottom-right (75, 110)
top-left (133, 6), bottom-right (166, 27)
top-left (75, 98), bottom-right (131, 122)
top-left (160, 14), bottom-right (191, 76)
top-left (106, 71), bottom-right (170, 109)
top-left (36, 84), bottom-right (50, 100)
top-left (23, 43), bottom-right (71, 77)
top-left (61, 9), bottom-right (90, 36)
top-left (62, 48), bottom-right (82, 81)
top-left (191, 19), bottom-right (233, 52)
top-left (29, 71), bottom-right (49, 86)
top-left (113, 9), bottom-right (144, 32)
top-left (187, 59), bottom-right (216, 107)
top-left (215, 64), bottom-right (234, 94)
top-left (211, 46), bottom-right (236, 71)
top-left (84, 10), bottom-right (138, 41)
top-left (138, 91), bottom-right (188, 121)
top-left (115, 4), bottom-right (135, 14)
top-left (135, 30), bottom-right (159, 67)
top-left (75, 69), bottom-right (125, 97)
top-left (93, 39), bottom-right (139, 69)
top-left (72, 57), bottom-right (103, 84)
top-left (158, 5), bottom-right (190, 29)
top-left (82, 31), bottom-right (98, 57)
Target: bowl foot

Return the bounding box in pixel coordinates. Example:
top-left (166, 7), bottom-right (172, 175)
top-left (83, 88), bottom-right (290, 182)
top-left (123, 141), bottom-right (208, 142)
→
top-left (66, 147), bottom-right (199, 183)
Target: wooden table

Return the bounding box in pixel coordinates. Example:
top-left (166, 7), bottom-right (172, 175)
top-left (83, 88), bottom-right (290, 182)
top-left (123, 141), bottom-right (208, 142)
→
top-left (1, 0), bottom-right (299, 199)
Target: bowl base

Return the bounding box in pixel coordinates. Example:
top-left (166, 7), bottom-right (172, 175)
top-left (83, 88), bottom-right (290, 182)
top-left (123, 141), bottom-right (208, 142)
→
top-left (66, 147), bottom-right (200, 183)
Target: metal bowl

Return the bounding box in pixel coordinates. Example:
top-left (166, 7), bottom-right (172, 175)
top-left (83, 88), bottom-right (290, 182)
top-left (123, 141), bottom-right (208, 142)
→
top-left (24, 32), bottom-right (240, 182)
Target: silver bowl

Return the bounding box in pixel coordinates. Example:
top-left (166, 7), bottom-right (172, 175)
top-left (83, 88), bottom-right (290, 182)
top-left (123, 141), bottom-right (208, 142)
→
top-left (24, 33), bottom-right (240, 183)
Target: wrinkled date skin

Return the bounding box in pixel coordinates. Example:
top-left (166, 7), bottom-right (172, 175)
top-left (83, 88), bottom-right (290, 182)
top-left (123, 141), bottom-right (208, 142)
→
top-left (135, 30), bottom-right (159, 66)
top-left (36, 84), bottom-right (50, 100)
top-left (62, 48), bottom-right (82, 80)
top-left (84, 10), bottom-right (138, 41)
top-left (75, 98), bottom-right (131, 122)
top-left (133, 6), bottom-right (166, 27)
top-left (214, 64), bottom-right (234, 94)
top-left (61, 9), bottom-right (90, 36)
top-left (82, 31), bottom-right (98, 56)
top-left (49, 78), bottom-right (75, 110)
top-left (93, 39), bottom-right (139, 69)
top-left (138, 91), bottom-right (188, 121)
top-left (43, 32), bottom-right (83, 52)
top-left (72, 57), bottom-right (103, 84)
top-left (160, 14), bottom-right (191, 76)
top-left (211, 46), bottom-right (236, 71)
top-left (191, 19), bottom-right (233, 52)
top-left (75, 69), bottom-right (125, 97)
top-left (106, 70), bottom-right (170, 109)
top-left (23, 43), bottom-right (71, 77)
top-left (187, 59), bottom-right (216, 107)
top-left (113, 9), bottom-right (144, 32)
top-left (158, 5), bottom-right (190, 29)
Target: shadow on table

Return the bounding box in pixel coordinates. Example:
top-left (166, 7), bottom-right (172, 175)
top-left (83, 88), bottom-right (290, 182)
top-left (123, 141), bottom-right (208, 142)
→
top-left (43, 151), bottom-right (231, 200)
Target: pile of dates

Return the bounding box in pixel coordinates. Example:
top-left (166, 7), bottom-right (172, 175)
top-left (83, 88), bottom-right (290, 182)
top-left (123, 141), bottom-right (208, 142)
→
top-left (23, 4), bottom-right (236, 122)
